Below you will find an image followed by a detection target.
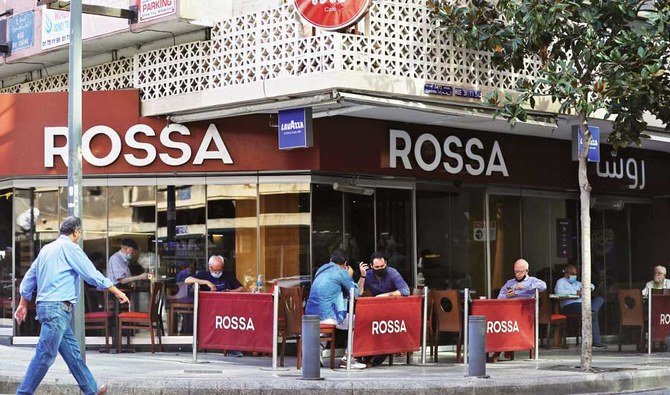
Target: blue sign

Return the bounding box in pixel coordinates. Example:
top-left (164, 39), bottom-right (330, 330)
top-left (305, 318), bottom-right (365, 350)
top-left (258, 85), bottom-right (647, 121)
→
top-left (573, 125), bottom-right (600, 162)
top-left (9, 11), bottom-right (34, 52)
top-left (178, 186), bottom-right (191, 200)
top-left (454, 87), bottom-right (482, 99)
top-left (424, 82), bottom-right (453, 96)
top-left (278, 108), bottom-right (313, 150)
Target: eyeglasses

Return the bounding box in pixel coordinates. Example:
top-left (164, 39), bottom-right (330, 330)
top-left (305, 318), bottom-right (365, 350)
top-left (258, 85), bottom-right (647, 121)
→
top-left (514, 270), bottom-right (527, 274)
top-left (654, 272), bottom-right (665, 275)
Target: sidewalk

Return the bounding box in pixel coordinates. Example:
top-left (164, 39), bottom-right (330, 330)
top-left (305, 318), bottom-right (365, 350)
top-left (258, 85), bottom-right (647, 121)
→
top-left (0, 344), bottom-right (669, 394)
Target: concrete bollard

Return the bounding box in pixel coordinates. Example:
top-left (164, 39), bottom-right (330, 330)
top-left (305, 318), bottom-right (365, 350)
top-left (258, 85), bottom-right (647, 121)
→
top-left (467, 315), bottom-right (488, 378)
top-left (301, 315), bottom-right (323, 380)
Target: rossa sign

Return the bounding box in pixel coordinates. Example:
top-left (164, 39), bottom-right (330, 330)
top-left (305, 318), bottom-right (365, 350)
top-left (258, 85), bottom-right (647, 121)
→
top-left (294, 0), bottom-right (373, 31)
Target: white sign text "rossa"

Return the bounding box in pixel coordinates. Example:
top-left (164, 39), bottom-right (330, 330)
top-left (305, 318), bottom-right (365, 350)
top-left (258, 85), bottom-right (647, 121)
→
top-left (660, 314), bottom-right (670, 325)
top-left (215, 315), bottom-right (255, 331)
top-left (389, 129), bottom-right (509, 177)
top-left (371, 319), bottom-right (407, 335)
top-left (44, 123), bottom-right (233, 168)
top-left (486, 320), bottom-right (520, 333)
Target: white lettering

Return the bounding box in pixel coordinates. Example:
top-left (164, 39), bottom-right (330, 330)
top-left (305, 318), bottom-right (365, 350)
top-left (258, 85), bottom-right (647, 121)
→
top-left (486, 141), bottom-right (509, 177)
top-left (82, 125), bottom-right (122, 167)
top-left (159, 124), bottom-right (192, 166)
top-left (371, 319), bottom-right (407, 335)
top-left (124, 124), bottom-right (157, 167)
top-left (596, 156), bottom-right (646, 190)
top-left (214, 315), bottom-right (255, 331)
top-left (389, 129), bottom-right (412, 169)
top-left (465, 138), bottom-right (485, 176)
top-left (661, 314), bottom-right (670, 325)
top-left (44, 127), bottom-right (68, 168)
top-left (414, 134), bottom-right (441, 171)
top-left (193, 124), bottom-right (233, 165)
top-left (442, 135), bottom-right (463, 174)
top-left (486, 320), bottom-right (520, 333)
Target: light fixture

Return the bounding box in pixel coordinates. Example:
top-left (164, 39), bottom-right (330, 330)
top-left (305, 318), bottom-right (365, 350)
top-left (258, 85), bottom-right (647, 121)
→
top-left (333, 182), bottom-right (374, 196)
top-left (645, 131), bottom-right (670, 144)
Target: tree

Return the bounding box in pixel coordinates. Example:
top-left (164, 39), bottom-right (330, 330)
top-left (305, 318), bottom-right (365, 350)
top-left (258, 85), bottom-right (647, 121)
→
top-left (429, 0), bottom-right (670, 370)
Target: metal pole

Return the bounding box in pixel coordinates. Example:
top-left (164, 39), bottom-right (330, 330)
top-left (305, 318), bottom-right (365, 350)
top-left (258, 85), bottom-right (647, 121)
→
top-left (346, 287), bottom-right (355, 370)
top-left (463, 288), bottom-right (469, 364)
top-left (192, 283), bottom-right (200, 363)
top-left (535, 288), bottom-right (539, 360)
top-left (648, 287), bottom-right (652, 355)
top-left (421, 287), bottom-right (428, 365)
top-left (67, 0), bottom-right (85, 358)
top-left (272, 285), bottom-right (279, 369)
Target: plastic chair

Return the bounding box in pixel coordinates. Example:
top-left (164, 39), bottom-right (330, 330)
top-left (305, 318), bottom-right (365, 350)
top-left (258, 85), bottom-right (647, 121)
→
top-left (279, 286), bottom-right (336, 369)
top-left (617, 289), bottom-right (644, 352)
top-left (117, 282), bottom-right (164, 353)
top-left (84, 289), bottom-right (112, 351)
top-left (538, 291), bottom-right (567, 349)
top-left (431, 290), bottom-right (463, 363)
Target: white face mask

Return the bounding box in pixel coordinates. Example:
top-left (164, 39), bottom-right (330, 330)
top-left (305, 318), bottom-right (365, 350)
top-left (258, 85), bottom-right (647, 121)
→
top-left (210, 271), bottom-right (223, 279)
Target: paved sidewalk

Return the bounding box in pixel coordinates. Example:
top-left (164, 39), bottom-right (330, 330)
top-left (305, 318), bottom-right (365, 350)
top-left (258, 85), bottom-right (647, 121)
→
top-left (0, 344), bottom-right (669, 394)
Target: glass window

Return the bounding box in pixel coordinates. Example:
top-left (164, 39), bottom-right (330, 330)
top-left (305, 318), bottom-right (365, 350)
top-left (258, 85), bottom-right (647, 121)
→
top-left (489, 195), bottom-right (521, 297)
top-left (0, 189), bottom-right (12, 327)
top-left (344, 193), bottom-right (374, 267)
top-left (259, 183), bottom-right (310, 288)
top-left (376, 188), bottom-right (413, 288)
top-left (311, 184), bottom-right (343, 267)
top-left (207, 183), bottom-right (258, 290)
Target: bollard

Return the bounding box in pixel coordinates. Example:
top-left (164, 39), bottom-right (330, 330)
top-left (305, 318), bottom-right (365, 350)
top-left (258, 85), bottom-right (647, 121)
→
top-left (301, 315), bottom-right (324, 380)
top-left (467, 316), bottom-right (488, 378)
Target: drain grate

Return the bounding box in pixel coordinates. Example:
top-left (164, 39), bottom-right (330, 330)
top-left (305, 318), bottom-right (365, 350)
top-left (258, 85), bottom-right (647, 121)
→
top-left (183, 369), bottom-right (224, 374)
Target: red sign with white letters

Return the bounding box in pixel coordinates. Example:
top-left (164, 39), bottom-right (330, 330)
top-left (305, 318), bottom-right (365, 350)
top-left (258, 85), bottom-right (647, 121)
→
top-left (650, 294), bottom-right (670, 342)
top-left (294, 0), bottom-right (373, 31)
top-left (352, 296), bottom-right (422, 357)
top-left (471, 298), bottom-right (536, 353)
top-left (197, 292), bottom-right (275, 353)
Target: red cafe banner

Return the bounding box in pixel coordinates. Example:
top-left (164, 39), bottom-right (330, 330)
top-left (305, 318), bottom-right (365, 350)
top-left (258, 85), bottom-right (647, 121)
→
top-left (651, 294), bottom-right (670, 342)
top-left (353, 296), bottom-right (422, 357)
top-left (294, 0), bottom-right (373, 31)
top-left (197, 292), bottom-right (274, 353)
top-left (471, 298), bottom-right (535, 353)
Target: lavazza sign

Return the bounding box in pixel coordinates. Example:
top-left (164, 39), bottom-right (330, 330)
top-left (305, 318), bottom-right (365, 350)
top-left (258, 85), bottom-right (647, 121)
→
top-left (389, 129), bottom-right (509, 177)
top-left (44, 123), bottom-right (233, 168)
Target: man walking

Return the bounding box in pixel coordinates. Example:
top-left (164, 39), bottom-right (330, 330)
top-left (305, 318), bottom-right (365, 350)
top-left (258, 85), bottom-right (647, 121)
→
top-left (14, 216), bottom-right (129, 395)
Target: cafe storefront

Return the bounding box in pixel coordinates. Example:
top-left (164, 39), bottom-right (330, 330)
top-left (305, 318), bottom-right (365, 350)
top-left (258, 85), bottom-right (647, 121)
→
top-left (1, 89), bottom-right (669, 345)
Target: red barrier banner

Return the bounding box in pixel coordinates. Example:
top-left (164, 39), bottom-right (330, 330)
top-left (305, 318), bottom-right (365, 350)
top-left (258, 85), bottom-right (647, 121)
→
top-left (353, 296), bottom-right (422, 357)
top-left (471, 298), bottom-right (535, 353)
top-left (651, 294), bottom-right (670, 342)
top-left (197, 292), bottom-right (274, 353)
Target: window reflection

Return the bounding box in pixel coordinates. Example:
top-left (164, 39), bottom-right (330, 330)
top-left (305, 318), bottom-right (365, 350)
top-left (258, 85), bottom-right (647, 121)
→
top-left (312, 184), bottom-right (343, 266)
top-left (376, 188), bottom-right (413, 287)
top-left (0, 189), bottom-right (12, 327)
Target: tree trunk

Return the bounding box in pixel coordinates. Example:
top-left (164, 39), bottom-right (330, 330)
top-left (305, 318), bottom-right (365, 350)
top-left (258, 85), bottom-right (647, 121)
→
top-left (578, 116), bottom-right (593, 371)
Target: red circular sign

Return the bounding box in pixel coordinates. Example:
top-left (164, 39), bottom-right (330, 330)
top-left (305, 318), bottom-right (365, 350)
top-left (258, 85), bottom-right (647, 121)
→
top-left (294, 0), bottom-right (373, 31)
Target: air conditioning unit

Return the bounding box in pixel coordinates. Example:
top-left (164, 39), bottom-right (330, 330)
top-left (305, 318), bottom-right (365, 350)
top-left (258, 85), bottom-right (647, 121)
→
top-left (590, 196), bottom-right (625, 211)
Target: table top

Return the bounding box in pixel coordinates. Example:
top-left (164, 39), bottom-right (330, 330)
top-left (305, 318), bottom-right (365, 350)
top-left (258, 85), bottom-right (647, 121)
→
top-left (549, 294), bottom-right (581, 299)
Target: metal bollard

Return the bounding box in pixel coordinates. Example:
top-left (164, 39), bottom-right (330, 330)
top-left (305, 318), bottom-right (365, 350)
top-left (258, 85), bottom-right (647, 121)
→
top-left (301, 315), bottom-right (324, 380)
top-left (467, 316), bottom-right (488, 378)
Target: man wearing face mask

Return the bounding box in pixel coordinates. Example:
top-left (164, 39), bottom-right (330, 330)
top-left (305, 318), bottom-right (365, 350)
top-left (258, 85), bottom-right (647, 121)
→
top-left (497, 259), bottom-right (546, 299)
top-left (185, 255), bottom-right (244, 293)
top-left (358, 252), bottom-right (410, 298)
top-left (106, 238), bottom-right (148, 285)
top-left (555, 264), bottom-right (607, 349)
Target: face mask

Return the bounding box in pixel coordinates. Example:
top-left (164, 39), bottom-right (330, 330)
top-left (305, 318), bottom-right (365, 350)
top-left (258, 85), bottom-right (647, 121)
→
top-left (374, 268), bottom-right (388, 278)
top-left (122, 253), bottom-right (132, 261)
top-left (210, 271), bottom-right (223, 279)
top-left (515, 275), bottom-right (527, 282)
top-left (568, 275), bottom-right (578, 284)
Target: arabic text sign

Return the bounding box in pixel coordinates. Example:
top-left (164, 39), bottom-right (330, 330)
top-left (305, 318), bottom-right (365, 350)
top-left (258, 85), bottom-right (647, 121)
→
top-left (9, 11), bottom-right (34, 52)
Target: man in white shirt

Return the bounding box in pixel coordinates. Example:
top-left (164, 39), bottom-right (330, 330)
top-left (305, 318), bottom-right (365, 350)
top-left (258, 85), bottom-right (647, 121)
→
top-left (554, 264), bottom-right (606, 349)
top-left (642, 265), bottom-right (670, 297)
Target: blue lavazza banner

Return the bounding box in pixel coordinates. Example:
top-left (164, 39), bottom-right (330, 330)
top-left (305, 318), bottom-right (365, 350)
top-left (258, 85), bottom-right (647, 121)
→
top-left (278, 108), bottom-right (313, 150)
top-left (9, 11), bottom-right (34, 52)
top-left (572, 125), bottom-right (600, 162)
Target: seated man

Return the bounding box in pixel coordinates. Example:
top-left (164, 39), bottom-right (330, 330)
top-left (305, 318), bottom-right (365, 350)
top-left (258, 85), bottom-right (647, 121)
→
top-left (555, 264), bottom-right (606, 349)
top-left (357, 251), bottom-right (410, 366)
top-left (497, 259), bottom-right (546, 299)
top-left (107, 238), bottom-right (148, 285)
top-left (185, 255), bottom-right (244, 356)
top-left (305, 249), bottom-right (365, 369)
top-left (642, 265), bottom-right (670, 297)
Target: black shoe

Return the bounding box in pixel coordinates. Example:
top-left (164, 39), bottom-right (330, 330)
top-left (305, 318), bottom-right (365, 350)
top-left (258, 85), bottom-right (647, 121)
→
top-left (593, 343), bottom-right (608, 349)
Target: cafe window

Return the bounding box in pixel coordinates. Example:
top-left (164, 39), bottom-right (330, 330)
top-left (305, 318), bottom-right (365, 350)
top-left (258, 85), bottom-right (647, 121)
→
top-left (312, 184), bottom-right (344, 267)
top-left (376, 188), bottom-right (413, 287)
top-left (0, 189), bottom-right (12, 329)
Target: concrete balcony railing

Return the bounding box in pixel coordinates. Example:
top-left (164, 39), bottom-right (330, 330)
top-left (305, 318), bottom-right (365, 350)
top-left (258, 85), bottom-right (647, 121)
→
top-left (1, 0), bottom-right (544, 117)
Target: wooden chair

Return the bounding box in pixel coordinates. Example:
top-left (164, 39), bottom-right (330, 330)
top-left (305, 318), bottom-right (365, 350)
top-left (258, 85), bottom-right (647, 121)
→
top-left (117, 282), bottom-right (164, 354)
top-left (618, 289), bottom-right (644, 352)
top-left (431, 290), bottom-right (463, 363)
top-left (279, 286), bottom-right (336, 369)
top-left (166, 282), bottom-right (193, 335)
top-left (84, 289), bottom-right (112, 351)
top-left (538, 291), bottom-right (567, 349)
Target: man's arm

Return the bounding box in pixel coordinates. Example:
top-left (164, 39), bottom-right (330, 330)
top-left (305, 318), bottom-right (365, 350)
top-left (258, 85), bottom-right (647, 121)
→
top-left (534, 278), bottom-right (547, 293)
top-left (357, 262), bottom-right (368, 296)
top-left (185, 274), bottom-right (216, 291)
top-left (19, 259), bottom-right (38, 301)
top-left (555, 278), bottom-right (572, 295)
top-left (67, 245), bottom-right (129, 303)
top-left (391, 270), bottom-right (410, 296)
top-left (117, 273), bottom-right (149, 284)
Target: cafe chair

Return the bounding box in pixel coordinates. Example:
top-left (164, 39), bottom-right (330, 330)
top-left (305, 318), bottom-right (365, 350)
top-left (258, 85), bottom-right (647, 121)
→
top-left (117, 282), bottom-right (164, 354)
top-left (431, 290), bottom-right (463, 363)
top-left (166, 282), bottom-right (193, 336)
top-left (0, 297), bottom-right (11, 319)
top-left (84, 289), bottom-right (112, 351)
top-left (617, 289), bottom-right (645, 352)
top-left (538, 291), bottom-right (567, 349)
top-left (279, 286), bottom-right (336, 369)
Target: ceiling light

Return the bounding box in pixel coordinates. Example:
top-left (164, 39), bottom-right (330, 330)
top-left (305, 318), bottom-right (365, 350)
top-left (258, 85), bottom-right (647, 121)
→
top-left (333, 182), bottom-right (374, 196)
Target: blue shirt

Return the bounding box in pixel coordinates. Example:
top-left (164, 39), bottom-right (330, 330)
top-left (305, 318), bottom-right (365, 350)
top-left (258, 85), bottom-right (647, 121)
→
top-left (305, 262), bottom-right (358, 323)
top-left (20, 235), bottom-right (113, 305)
top-left (363, 267), bottom-right (410, 296)
top-left (191, 270), bottom-right (242, 292)
top-left (497, 276), bottom-right (547, 299)
top-left (555, 277), bottom-right (595, 308)
top-left (106, 250), bottom-right (130, 285)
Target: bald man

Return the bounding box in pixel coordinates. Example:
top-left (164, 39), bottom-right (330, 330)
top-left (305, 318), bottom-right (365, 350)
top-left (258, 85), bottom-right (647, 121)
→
top-left (497, 259), bottom-right (546, 299)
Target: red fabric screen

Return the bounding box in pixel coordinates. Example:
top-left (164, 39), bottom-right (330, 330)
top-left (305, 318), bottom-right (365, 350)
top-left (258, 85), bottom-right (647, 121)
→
top-left (471, 298), bottom-right (536, 353)
top-left (651, 294), bottom-right (670, 342)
